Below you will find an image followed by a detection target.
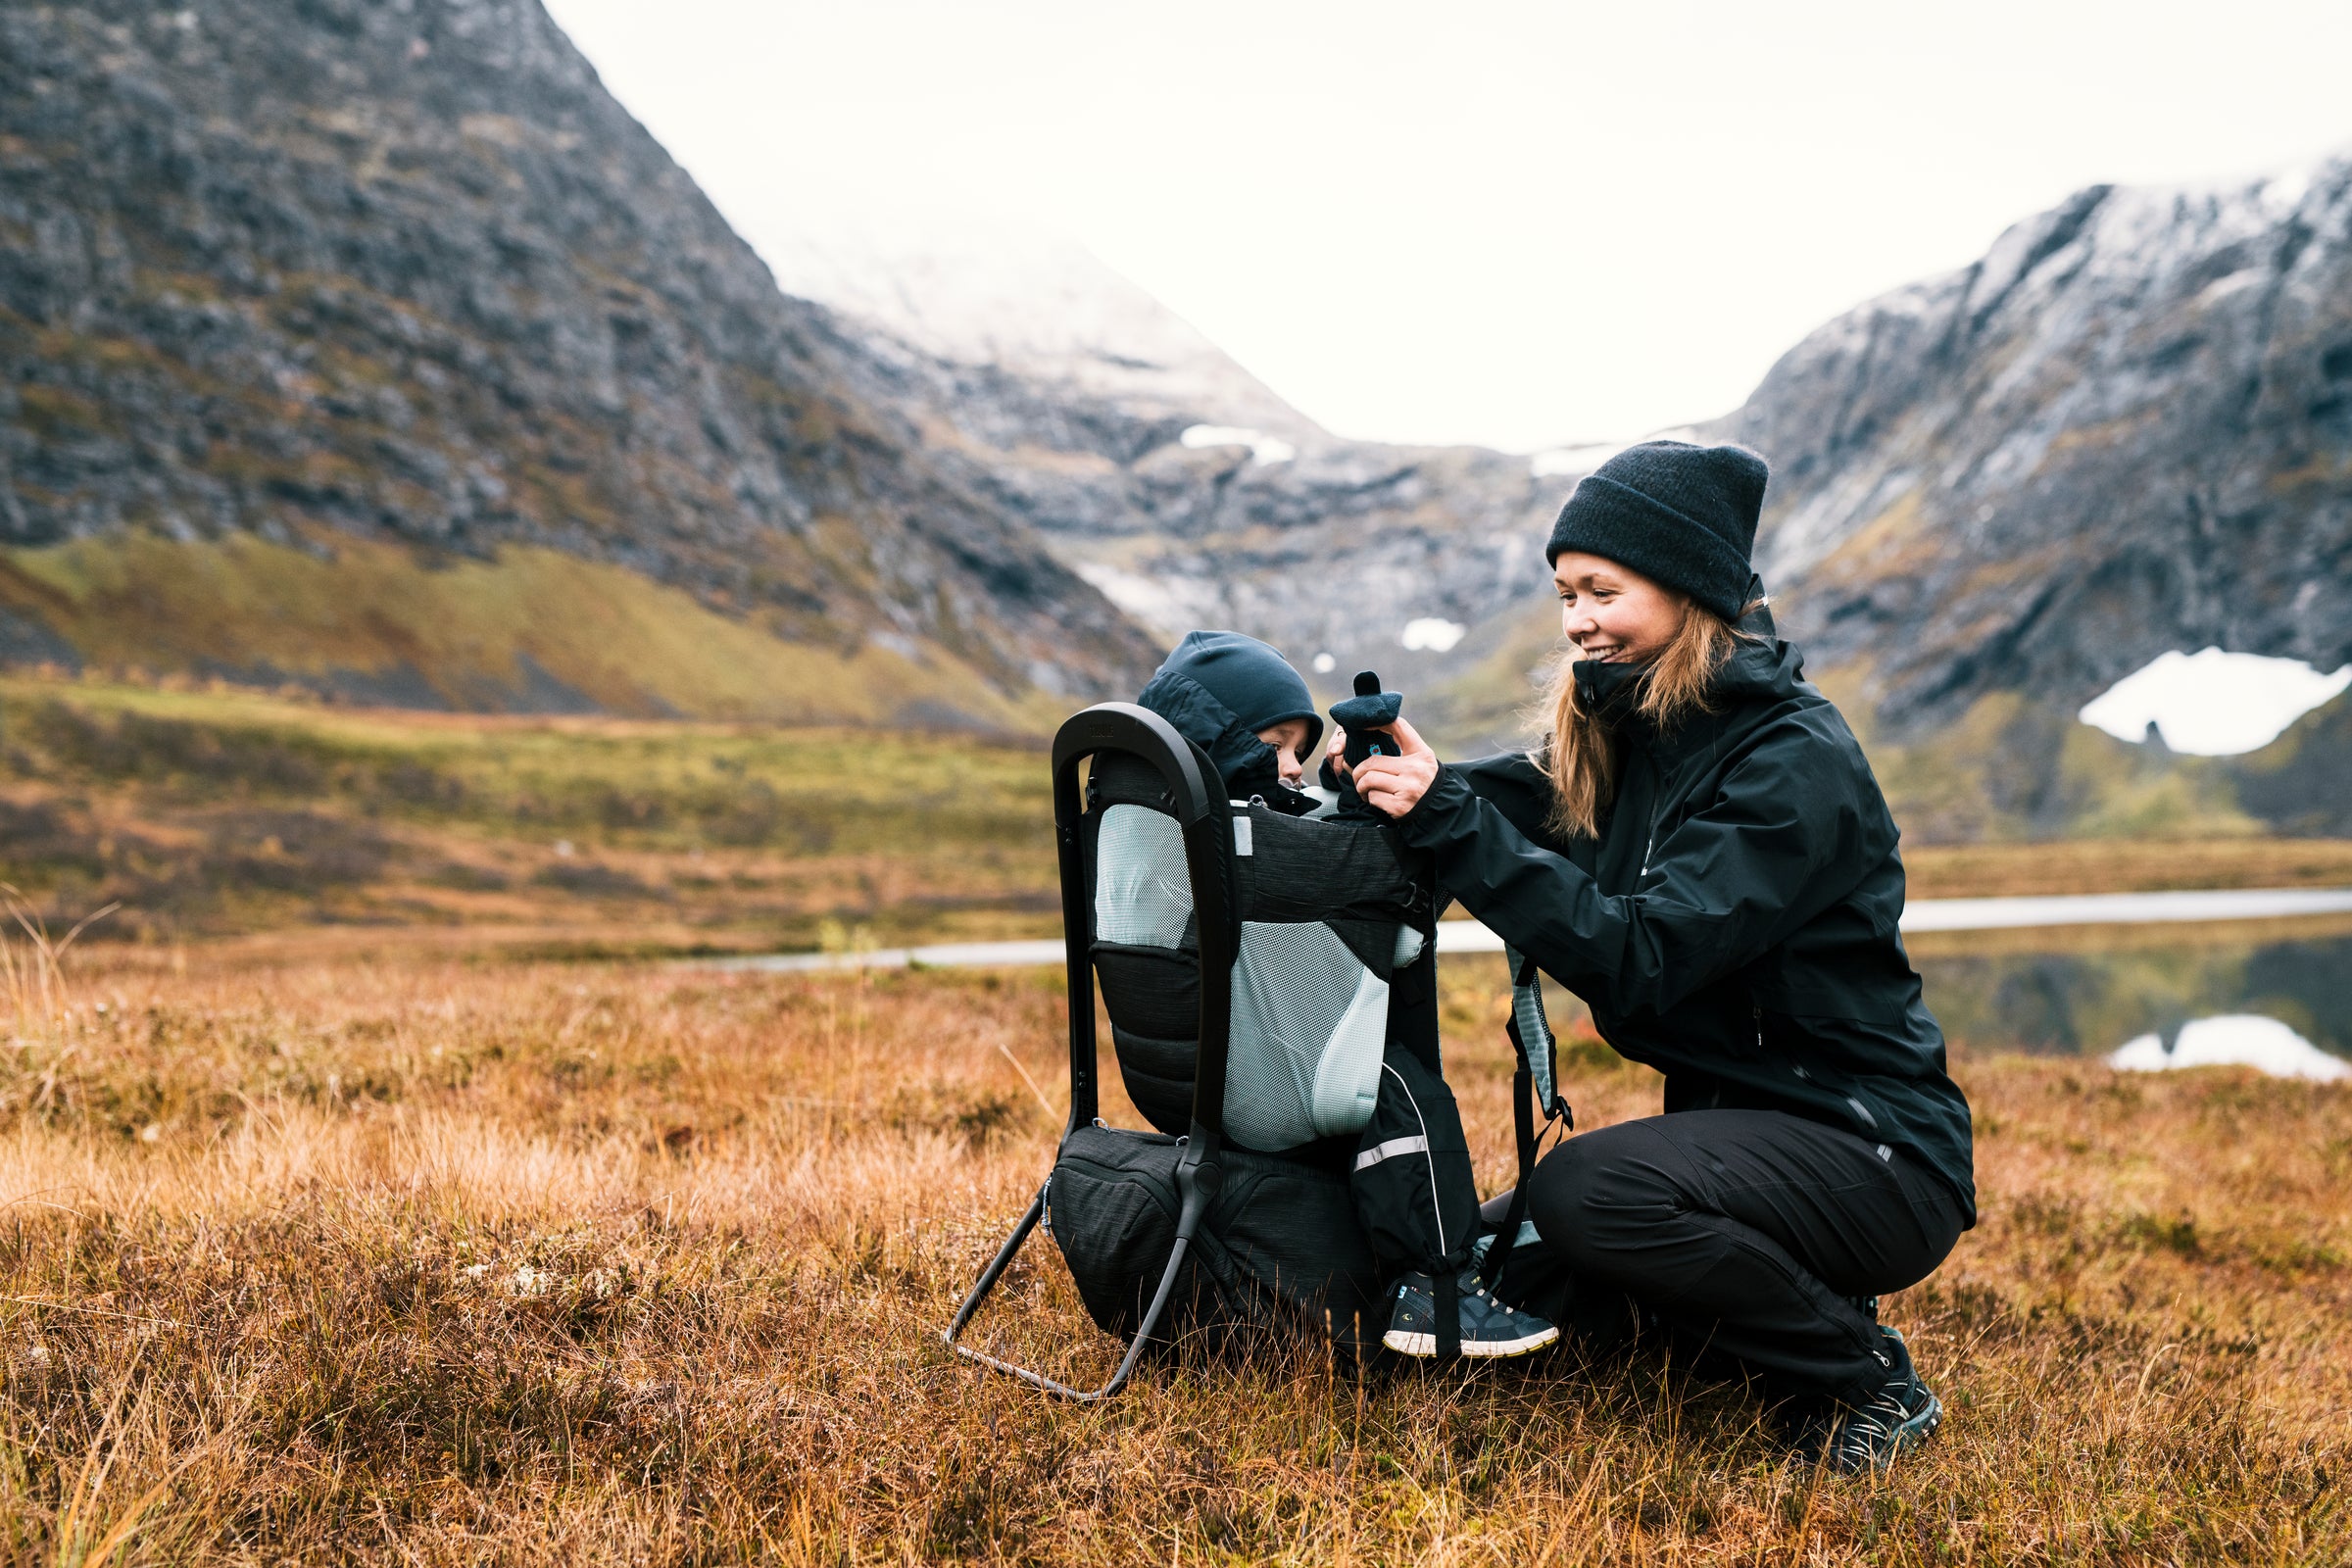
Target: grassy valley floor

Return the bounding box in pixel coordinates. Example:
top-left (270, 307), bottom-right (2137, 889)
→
top-left (0, 942), bottom-right (2340, 1562)
top-left (6, 674), bottom-right (2352, 963)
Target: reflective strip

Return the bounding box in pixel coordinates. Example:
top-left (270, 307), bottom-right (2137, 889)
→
top-left (1353, 1134), bottom-right (1430, 1172)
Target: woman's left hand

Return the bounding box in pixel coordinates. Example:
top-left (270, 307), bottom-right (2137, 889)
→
top-left (1350, 716), bottom-right (1440, 819)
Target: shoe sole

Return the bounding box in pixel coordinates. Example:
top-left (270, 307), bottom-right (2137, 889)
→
top-left (1382, 1325), bottom-right (1561, 1358)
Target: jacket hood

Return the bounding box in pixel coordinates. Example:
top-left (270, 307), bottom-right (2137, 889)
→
top-left (1149, 631), bottom-right (1323, 758)
top-left (1135, 665), bottom-right (1315, 809)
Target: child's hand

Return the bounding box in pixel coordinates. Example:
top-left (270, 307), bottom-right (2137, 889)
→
top-left (1325, 727), bottom-right (1351, 781)
top-left (1350, 716), bottom-right (1439, 818)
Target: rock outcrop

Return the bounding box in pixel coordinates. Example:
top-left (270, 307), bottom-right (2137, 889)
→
top-left (0, 0), bottom-right (1158, 719)
top-left (1720, 160), bottom-right (2352, 737)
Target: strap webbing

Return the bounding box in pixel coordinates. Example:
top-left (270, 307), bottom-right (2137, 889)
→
top-left (1436, 1268), bottom-right (1460, 1359)
top-left (1504, 946), bottom-right (1561, 1117)
top-left (1481, 946), bottom-right (1572, 1297)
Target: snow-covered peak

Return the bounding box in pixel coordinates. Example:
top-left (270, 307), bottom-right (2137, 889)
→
top-left (742, 208), bottom-right (1319, 437)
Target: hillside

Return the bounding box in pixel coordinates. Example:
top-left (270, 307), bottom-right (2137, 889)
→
top-left (1428, 157), bottom-right (2352, 838)
top-left (0, 0), bottom-right (1157, 724)
top-left (0, 673), bottom-right (1061, 950)
top-left (855, 298), bottom-right (1578, 698)
top-left (1721, 159), bottom-right (2352, 736)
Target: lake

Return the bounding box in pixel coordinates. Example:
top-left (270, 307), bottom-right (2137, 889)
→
top-left (1914, 925), bottom-right (2352, 1080)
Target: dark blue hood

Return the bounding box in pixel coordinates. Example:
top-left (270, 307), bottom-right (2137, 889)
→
top-left (1136, 631), bottom-right (1322, 803)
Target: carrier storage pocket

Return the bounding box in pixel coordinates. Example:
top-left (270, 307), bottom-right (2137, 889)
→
top-left (1047, 1124), bottom-right (1383, 1356)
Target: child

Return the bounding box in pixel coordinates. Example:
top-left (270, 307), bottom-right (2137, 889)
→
top-left (1133, 631), bottom-right (1558, 1358)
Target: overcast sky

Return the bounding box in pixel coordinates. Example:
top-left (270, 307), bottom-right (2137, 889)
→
top-left (542, 1), bottom-right (2352, 451)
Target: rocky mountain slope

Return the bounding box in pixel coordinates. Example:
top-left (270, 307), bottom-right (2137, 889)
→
top-left (746, 217), bottom-right (1588, 689)
top-left (0, 0), bottom-right (1157, 725)
top-left (1720, 159), bottom-right (2352, 739)
top-left (1431, 157), bottom-right (2352, 839)
top-left (804, 273), bottom-right (1579, 698)
top-left (755, 220), bottom-right (1319, 444)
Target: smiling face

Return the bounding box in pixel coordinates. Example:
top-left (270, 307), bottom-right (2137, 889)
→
top-left (1253, 718), bottom-right (1311, 788)
top-left (1552, 551), bottom-right (1690, 664)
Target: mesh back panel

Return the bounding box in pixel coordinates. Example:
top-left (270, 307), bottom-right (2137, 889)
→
top-left (1225, 921), bottom-right (1386, 1150)
top-left (1094, 804), bottom-right (1192, 949)
top-left (1093, 800), bottom-right (1392, 1152)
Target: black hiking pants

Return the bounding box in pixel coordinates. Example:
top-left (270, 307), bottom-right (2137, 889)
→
top-left (1526, 1109), bottom-right (1966, 1404)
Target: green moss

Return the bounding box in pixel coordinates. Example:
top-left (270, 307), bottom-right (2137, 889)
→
top-left (0, 531), bottom-right (1069, 732)
top-left (14, 382), bottom-right (119, 439)
top-left (0, 674), bottom-right (1052, 856)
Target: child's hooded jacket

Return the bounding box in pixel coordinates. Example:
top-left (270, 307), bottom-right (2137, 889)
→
top-left (1136, 631), bottom-right (1322, 811)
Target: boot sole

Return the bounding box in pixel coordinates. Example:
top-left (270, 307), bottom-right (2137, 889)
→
top-left (1382, 1325), bottom-right (1560, 1358)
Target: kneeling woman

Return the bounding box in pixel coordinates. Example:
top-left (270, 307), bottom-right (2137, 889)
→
top-left (1345, 441), bottom-right (1974, 1473)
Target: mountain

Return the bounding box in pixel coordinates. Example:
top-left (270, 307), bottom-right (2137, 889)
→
top-left (1429, 157), bottom-right (2352, 839)
top-left (1714, 155), bottom-right (2352, 840)
top-left (752, 218), bottom-right (1319, 444)
top-left (770, 227), bottom-right (1584, 701)
top-left (0, 0), bottom-right (1158, 726)
top-left (1720, 160), bottom-right (2352, 736)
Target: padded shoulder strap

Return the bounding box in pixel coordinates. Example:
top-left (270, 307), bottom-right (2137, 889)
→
top-left (1504, 946), bottom-right (1558, 1116)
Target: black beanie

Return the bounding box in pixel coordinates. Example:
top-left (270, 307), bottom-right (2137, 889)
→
top-left (1545, 440), bottom-right (1769, 621)
top-left (1151, 631), bottom-right (1323, 757)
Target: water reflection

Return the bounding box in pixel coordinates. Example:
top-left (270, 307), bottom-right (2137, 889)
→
top-left (1915, 930), bottom-right (2352, 1077)
top-left (2108, 1014), bottom-right (2348, 1081)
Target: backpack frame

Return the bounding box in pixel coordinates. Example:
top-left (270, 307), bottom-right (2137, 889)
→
top-left (942, 702), bottom-right (1239, 1399)
top-left (941, 702), bottom-right (1572, 1398)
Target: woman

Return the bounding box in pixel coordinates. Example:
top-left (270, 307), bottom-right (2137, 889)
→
top-left (1339, 440), bottom-right (1974, 1473)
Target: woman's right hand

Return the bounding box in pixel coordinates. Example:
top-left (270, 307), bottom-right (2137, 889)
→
top-left (1350, 716), bottom-right (1439, 818)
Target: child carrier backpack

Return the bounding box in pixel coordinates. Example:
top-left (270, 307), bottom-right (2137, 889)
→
top-left (942, 702), bottom-right (1570, 1399)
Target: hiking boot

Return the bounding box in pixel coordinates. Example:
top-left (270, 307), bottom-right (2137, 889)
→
top-left (1813, 1327), bottom-right (1942, 1474)
top-left (1382, 1270), bottom-right (1560, 1359)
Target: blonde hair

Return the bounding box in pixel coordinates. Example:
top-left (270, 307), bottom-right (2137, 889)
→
top-left (1532, 597), bottom-right (1757, 840)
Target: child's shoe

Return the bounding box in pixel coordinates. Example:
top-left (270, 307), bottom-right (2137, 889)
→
top-left (1382, 1270), bottom-right (1560, 1358)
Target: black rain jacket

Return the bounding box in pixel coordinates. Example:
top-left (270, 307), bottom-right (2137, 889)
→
top-left (1393, 598), bottom-right (1976, 1222)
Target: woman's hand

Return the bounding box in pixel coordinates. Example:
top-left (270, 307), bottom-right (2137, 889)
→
top-left (1348, 716), bottom-right (1440, 819)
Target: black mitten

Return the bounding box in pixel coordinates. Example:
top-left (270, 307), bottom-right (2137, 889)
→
top-left (1330, 671), bottom-right (1404, 819)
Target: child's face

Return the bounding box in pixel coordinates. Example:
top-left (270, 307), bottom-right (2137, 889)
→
top-left (1254, 719), bottom-right (1311, 789)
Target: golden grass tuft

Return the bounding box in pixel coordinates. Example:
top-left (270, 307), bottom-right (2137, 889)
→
top-left (0, 928), bottom-right (2336, 1562)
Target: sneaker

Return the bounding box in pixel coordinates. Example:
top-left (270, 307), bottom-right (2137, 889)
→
top-left (1815, 1327), bottom-right (1942, 1474)
top-left (1382, 1270), bottom-right (1560, 1359)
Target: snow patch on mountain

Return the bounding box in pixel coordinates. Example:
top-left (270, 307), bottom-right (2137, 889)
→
top-left (2079, 649), bottom-right (2351, 755)
top-left (1181, 425), bottom-right (1296, 465)
top-left (745, 211), bottom-right (1318, 437)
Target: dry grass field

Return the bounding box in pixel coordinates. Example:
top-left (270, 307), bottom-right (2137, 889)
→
top-left (0, 921), bottom-right (2342, 1564)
